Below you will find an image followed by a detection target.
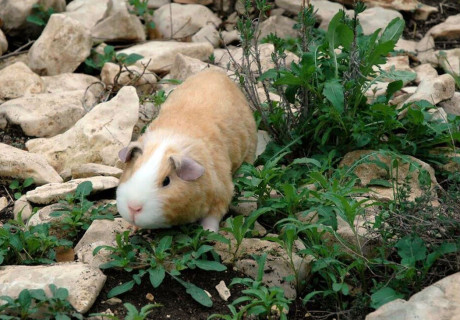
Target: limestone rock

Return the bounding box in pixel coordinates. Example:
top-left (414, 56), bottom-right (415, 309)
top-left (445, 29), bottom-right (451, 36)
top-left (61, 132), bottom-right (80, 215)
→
top-left (414, 64), bottom-right (438, 84)
top-left (221, 30), bottom-right (240, 45)
top-left (257, 130), bottom-right (271, 157)
top-left (395, 39), bottom-right (417, 54)
top-left (42, 73), bottom-right (101, 95)
top-left (0, 90), bottom-right (96, 137)
top-left (229, 198), bottom-right (257, 217)
top-left (215, 236), bottom-right (312, 299)
top-left (118, 41), bottom-right (214, 73)
top-left (13, 196), bottom-right (33, 222)
top-left (27, 203), bottom-right (67, 230)
top-left (191, 25), bottom-right (220, 48)
top-left (101, 62), bottom-right (157, 95)
top-left (174, 0), bottom-right (212, 4)
top-left (169, 53), bottom-right (223, 81)
top-left (340, 150), bottom-right (438, 203)
top-left (258, 15), bottom-right (297, 40)
top-left (28, 14), bottom-right (92, 76)
top-left (416, 35), bottom-right (437, 65)
top-left (0, 262), bottom-right (106, 313)
top-left (0, 29), bottom-right (7, 55)
top-left (366, 272), bottom-right (460, 320)
top-left (0, 143), bottom-right (62, 185)
top-left (439, 92), bottom-right (460, 117)
top-left (148, 0), bottom-right (171, 8)
top-left (25, 176), bottom-right (119, 205)
top-left (0, 62), bottom-right (45, 101)
top-left (437, 48), bottom-right (460, 77)
top-left (64, 0), bottom-right (110, 29)
top-left (359, 7), bottom-right (403, 35)
top-left (0, 196), bottom-right (8, 212)
top-left (330, 0), bottom-right (424, 12)
top-left (74, 218), bottom-right (132, 268)
top-left (414, 4), bottom-right (438, 21)
top-left (215, 280), bottom-right (231, 301)
top-left (215, 43), bottom-right (298, 75)
top-left (71, 163), bottom-right (123, 179)
top-left (26, 86), bottom-right (139, 174)
top-left (0, 0), bottom-right (66, 34)
top-left (91, 9), bottom-right (146, 42)
top-left (275, 0), bottom-right (349, 30)
top-left (427, 14), bottom-right (460, 40)
top-left (153, 3), bottom-right (221, 39)
top-left (404, 74), bottom-right (455, 106)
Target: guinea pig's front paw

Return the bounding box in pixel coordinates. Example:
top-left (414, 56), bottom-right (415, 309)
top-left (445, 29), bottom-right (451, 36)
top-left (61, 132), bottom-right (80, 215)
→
top-left (128, 224), bottom-right (141, 235)
top-left (200, 216), bottom-right (220, 233)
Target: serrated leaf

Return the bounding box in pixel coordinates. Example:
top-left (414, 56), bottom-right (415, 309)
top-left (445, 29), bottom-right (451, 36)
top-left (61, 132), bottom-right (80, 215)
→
top-left (75, 181), bottom-right (92, 198)
top-left (385, 80), bottom-right (403, 102)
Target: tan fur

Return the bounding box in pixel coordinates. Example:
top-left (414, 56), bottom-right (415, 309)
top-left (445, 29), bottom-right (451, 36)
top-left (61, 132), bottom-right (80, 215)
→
top-left (119, 70), bottom-right (257, 227)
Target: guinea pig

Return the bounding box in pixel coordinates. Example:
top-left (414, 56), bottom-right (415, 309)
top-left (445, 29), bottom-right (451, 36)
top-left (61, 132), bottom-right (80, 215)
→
top-left (116, 70), bottom-right (257, 232)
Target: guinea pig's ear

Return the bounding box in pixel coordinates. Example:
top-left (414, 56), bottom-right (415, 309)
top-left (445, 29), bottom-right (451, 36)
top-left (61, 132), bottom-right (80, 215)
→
top-left (169, 155), bottom-right (204, 181)
top-left (118, 142), bottom-right (143, 163)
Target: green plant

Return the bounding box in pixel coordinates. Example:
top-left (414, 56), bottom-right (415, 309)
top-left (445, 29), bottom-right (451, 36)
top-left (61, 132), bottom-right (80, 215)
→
top-left (26, 4), bottom-right (54, 26)
top-left (94, 226), bottom-right (228, 307)
top-left (209, 254), bottom-right (291, 320)
top-left (0, 285), bottom-right (82, 320)
top-left (90, 302), bottom-right (161, 320)
top-left (129, 0), bottom-right (155, 30)
top-left (9, 178), bottom-right (34, 200)
top-left (84, 45), bottom-right (144, 71)
top-left (50, 181), bottom-right (115, 241)
top-left (0, 215), bottom-right (72, 265)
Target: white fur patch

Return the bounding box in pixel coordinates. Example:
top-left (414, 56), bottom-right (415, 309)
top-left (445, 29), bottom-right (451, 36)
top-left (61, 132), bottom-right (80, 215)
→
top-left (116, 140), bottom-right (172, 229)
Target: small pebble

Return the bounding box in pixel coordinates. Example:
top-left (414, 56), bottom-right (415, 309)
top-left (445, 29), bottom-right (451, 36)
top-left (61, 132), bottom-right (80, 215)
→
top-left (215, 280), bottom-right (231, 301)
top-left (104, 297), bottom-right (122, 305)
top-left (0, 196), bottom-right (8, 212)
top-left (146, 293), bottom-right (154, 301)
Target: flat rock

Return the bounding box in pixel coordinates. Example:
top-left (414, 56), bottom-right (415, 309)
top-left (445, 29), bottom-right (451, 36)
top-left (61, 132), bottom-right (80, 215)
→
top-left (74, 218), bottom-right (132, 268)
top-left (221, 30), bottom-right (240, 45)
top-left (148, 0), bottom-right (171, 8)
top-left (0, 29), bottom-right (7, 55)
top-left (118, 41), bottom-right (214, 73)
top-left (366, 272), bottom-right (460, 320)
top-left (71, 163), bottom-right (123, 179)
top-left (0, 0), bottom-right (66, 34)
top-left (169, 53), bottom-right (223, 81)
top-left (42, 73), bottom-right (101, 95)
top-left (258, 15), bottom-right (297, 40)
top-left (257, 130), bottom-right (271, 157)
top-left (215, 236), bottom-right (312, 299)
top-left (0, 262), bottom-right (106, 313)
top-left (437, 48), bottom-right (460, 77)
top-left (414, 3), bottom-right (438, 21)
top-left (64, 0), bottom-right (110, 30)
top-left (404, 74), bottom-right (455, 106)
top-left (414, 63), bottom-right (438, 84)
top-left (439, 92), bottom-right (460, 116)
top-left (100, 62), bottom-right (157, 95)
top-left (91, 8), bottom-right (146, 42)
top-left (331, 0), bottom-right (424, 12)
top-left (0, 62), bottom-right (45, 101)
top-left (28, 14), bottom-right (92, 76)
top-left (26, 176), bottom-right (119, 205)
top-left (215, 43), bottom-right (298, 75)
top-left (26, 86), bottom-right (139, 174)
top-left (191, 25), bottom-right (220, 48)
top-left (13, 195), bottom-right (33, 222)
top-left (427, 14), bottom-right (460, 40)
top-left (395, 38), bottom-right (417, 53)
top-left (0, 90), bottom-right (96, 137)
top-left (153, 3), bottom-right (221, 39)
top-left (0, 143), bottom-right (62, 185)
top-left (340, 150), bottom-right (438, 202)
top-left (359, 7), bottom-right (403, 35)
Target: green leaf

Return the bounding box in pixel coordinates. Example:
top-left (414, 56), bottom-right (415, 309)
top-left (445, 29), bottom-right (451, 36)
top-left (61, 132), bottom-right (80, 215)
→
top-left (195, 260), bottom-right (227, 271)
top-left (23, 178), bottom-right (34, 188)
top-left (123, 53), bottom-right (144, 65)
top-left (174, 277), bottom-right (212, 307)
top-left (323, 79), bottom-right (344, 113)
top-left (156, 236), bottom-right (172, 254)
top-left (75, 181), bottom-right (93, 198)
top-left (26, 15), bottom-right (45, 26)
top-left (380, 18), bottom-right (405, 44)
top-left (385, 80), bottom-right (403, 102)
top-left (149, 266), bottom-right (165, 288)
top-left (9, 180), bottom-right (19, 190)
top-left (107, 280), bottom-right (135, 298)
top-left (395, 235), bottom-right (427, 266)
top-left (367, 179), bottom-right (393, 188)
top-left (370, 287), bottom-right (404, 309)
top-left (291, 157), bottom-right (321, 168)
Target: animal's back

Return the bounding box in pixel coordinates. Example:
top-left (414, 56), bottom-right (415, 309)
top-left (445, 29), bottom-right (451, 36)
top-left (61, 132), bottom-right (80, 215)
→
top-left (149, 70), bottom-right (257, 171)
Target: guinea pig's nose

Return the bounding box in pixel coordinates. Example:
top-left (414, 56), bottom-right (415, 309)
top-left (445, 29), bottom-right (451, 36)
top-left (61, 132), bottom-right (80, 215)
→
top-left (128, 203), bottom-right (143, 215)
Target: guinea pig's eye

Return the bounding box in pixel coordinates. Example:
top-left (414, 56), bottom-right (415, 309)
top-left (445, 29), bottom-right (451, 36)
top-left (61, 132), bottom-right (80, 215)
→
top-left (162, 176), bottom-right (170, 187)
